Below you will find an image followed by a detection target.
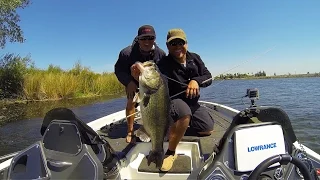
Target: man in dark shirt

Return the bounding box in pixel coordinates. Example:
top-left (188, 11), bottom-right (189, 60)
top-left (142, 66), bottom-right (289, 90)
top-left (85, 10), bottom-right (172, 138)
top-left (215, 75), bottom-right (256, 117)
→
top-left (157, 28), bottom-right (214, 171)
top-left (114, 25), bottom-right (166, 143)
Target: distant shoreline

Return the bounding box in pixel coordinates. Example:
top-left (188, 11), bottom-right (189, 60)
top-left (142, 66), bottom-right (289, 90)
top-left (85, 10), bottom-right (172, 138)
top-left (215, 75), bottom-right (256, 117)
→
top-left (214, 73), bottom-right (320, 80)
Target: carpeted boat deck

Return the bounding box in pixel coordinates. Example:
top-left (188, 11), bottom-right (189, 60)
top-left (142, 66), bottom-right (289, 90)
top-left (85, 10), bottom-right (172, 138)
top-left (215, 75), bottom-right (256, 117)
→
top-left (138, 155), bottom-right (191, 173)
top-left (97, 106), bottom-right (232, 173)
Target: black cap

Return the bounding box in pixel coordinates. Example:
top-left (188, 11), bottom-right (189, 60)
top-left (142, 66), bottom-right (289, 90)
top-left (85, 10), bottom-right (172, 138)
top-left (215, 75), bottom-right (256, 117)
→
top-left (138, 25), bottom-right (156, 38)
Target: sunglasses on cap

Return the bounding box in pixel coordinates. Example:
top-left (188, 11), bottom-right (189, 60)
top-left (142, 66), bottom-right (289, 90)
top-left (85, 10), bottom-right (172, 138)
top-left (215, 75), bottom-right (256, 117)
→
top-left (139, 36), bottom-right (155, 41)
top-left (168, 40), bottom-right (185, 46)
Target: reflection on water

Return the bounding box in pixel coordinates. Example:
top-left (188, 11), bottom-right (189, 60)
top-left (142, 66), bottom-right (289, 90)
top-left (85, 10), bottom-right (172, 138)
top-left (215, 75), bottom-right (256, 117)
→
top-left (0, 94), bottom-right (123, 126)
top-left (0, 94), bottom-right (125, 156)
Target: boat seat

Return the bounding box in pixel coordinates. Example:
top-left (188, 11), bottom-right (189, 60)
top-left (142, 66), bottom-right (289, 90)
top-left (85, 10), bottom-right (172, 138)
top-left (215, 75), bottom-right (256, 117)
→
top-left (40, 107), bottom-right (105, 146)
top-left (6, 142), bottom-right (50, 180)
top-left (6, 140), bottom-right (106, 180)
top-left (40, 108), bottom-right (120, 178)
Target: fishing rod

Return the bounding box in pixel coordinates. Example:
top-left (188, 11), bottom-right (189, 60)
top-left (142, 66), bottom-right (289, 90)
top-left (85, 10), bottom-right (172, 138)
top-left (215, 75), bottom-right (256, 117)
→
top-left (125, 45), bottom-right (277, 119)
top-left (201, 45), bottom-right (277, 84)
top-left (168, 45), bottom-right (277, 99)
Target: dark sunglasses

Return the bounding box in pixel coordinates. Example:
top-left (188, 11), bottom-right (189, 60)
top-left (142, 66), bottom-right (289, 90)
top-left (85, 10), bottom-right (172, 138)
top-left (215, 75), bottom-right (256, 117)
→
top-left (139, 36), bottom-right (155, 41)
top-left (169, 40), bottom-right (185, 46)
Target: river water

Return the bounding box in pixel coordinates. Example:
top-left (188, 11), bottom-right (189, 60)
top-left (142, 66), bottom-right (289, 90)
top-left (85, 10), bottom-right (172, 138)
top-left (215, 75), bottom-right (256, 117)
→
top-left (0, 77), bottom-right (319, 156)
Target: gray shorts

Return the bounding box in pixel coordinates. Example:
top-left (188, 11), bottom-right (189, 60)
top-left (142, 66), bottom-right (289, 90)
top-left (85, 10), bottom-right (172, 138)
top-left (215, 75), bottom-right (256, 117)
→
top-left (170, 99), bottom-right (214, 132)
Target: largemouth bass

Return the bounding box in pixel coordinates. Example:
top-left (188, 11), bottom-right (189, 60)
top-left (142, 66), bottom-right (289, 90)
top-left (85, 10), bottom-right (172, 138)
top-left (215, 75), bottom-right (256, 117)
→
top-left (134, 60), bottom-right (171, 168)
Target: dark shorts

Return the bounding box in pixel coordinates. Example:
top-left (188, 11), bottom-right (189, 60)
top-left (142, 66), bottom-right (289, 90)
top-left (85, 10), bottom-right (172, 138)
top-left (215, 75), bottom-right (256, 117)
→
top-left (170, 99), bottom-right (214, 132)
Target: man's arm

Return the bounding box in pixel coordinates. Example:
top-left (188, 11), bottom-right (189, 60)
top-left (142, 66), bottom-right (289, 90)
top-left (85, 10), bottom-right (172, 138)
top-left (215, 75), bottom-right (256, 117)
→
top-left (114, 48), bottom-right (134, 87)
top-left (191, 53), bottom-right (213, 87)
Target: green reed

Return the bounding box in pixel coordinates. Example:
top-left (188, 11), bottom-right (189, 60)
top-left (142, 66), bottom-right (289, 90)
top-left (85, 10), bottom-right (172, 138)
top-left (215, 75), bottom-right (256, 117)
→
top-left (1, 53), bottom-right (125, 101)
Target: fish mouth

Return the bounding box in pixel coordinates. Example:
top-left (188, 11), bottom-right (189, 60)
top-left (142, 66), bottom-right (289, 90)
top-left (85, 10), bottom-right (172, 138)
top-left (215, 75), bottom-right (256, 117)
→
top-left (138, 61), bottom-right (162, 92)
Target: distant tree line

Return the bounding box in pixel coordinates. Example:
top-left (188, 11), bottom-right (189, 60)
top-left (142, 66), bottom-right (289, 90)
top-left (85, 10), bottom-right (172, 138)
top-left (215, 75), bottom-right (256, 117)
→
top-left (255, 71), bottom-right (266, 77)
top-left (215, 70), bottom-right (320, 80)
top-left (216, 71), bottom-right (267, 79)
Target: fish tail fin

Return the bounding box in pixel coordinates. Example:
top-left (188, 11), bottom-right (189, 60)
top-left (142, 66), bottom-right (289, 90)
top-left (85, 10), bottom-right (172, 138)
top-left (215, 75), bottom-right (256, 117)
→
top-left (147, 149), bottom-right (164, 168)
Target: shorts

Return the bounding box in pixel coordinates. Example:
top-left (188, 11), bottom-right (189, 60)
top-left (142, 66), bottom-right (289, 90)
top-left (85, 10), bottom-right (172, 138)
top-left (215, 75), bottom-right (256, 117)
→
top-left (170, 99), bottom-right (214, 132)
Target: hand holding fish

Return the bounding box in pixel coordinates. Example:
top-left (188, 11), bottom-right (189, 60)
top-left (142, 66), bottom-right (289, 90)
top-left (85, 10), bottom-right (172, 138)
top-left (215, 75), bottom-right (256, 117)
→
top-left (130, 63), bottom-right (141, 81)
top-left (186, 80), bottom-right (199, 99)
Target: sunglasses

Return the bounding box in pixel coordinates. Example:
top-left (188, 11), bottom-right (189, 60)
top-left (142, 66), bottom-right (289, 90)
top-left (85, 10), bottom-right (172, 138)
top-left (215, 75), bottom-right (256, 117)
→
top-left (168, 40), bottom-right (185, 46)
top-left (139, 36), bottom-right (155, 41)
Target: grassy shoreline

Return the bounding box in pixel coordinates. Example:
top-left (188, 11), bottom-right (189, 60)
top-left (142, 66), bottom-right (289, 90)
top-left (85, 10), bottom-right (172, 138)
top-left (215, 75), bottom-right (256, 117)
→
top-left (0, 54), bottom-right (125, 105)
top-left (0, 70), bottom-right (125, 105)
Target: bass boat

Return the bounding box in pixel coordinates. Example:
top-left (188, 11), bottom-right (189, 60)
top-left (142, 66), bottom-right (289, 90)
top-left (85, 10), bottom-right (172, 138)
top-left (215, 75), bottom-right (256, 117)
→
top-left (0, 88), bottom-right (319, 180)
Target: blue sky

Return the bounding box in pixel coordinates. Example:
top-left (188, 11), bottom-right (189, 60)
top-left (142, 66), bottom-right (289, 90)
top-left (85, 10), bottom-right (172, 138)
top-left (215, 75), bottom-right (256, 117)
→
top-left (2, 0), bottom-right (319, 76)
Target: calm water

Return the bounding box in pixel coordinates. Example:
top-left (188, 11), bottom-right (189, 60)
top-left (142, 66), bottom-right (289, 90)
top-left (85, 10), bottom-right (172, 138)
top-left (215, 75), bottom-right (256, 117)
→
top-left (201, 77), bottom-right (320, 153)
top-left (0, 77), bottom-right (319, 156)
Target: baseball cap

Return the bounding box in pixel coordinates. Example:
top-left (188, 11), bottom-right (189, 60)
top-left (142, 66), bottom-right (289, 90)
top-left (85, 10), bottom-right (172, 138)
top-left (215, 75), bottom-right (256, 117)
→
top-left (166, 28), bottom-right (187, 43)
top-left (138, 25), bottom-right (156, 38)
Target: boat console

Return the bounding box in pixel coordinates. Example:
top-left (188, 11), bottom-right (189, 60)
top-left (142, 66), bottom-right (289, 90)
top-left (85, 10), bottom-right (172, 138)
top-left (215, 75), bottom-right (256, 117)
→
top-left (198, 88), bottom-right (320, 180)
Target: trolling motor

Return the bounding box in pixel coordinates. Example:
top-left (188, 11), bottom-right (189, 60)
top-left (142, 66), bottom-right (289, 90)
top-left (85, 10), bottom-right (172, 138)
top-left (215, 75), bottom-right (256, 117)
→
top-left (246, 88), bottom-right (259, 107)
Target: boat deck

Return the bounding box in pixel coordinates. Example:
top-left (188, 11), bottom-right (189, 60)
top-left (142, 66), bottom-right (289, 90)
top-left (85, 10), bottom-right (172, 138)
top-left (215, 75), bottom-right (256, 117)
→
top-left (97, 105), bottom-right (232, 173)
